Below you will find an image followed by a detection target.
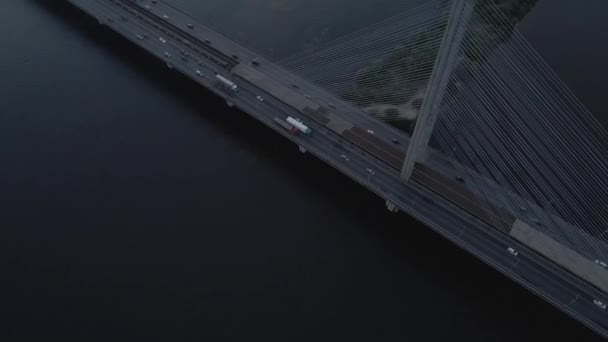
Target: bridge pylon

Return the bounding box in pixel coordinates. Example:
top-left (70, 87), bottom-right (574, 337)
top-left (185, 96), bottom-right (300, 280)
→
top-left (400, 0), bottom-right (474, 180)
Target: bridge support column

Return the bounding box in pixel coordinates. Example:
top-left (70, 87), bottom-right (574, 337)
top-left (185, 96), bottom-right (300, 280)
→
top-left (400, 0), bottom-right (474, 181)
top-left (299, 146), bottom-right (308, 154)
top-left (386, 200), bottom-right (399, 213)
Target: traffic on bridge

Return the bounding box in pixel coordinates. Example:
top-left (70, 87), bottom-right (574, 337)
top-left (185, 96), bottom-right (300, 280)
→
top-left (64, 0), bottom-right (608, 337)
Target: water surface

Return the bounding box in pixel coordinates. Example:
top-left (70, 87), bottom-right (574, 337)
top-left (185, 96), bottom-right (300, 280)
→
top-left (1, 1), bottom-right (605, 340)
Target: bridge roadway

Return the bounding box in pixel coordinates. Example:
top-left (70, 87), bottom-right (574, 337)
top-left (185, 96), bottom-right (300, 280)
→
top-left (124, 0), bottom-right (608, 261)
top-left (65, 0), bottom-right (608, 337)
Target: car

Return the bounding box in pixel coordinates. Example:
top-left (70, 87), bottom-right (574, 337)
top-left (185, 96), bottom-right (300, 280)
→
top-left (456, 176), bottom-right (465, 183)
top-left (204, 39), bottom-right (212, 44)
top-left (391, 138), bottom-right (399, 144)
top-left (366, 168), bottom-right (375, 176)
top-left (151, 0), bottom-right (157, 3)
top-left (106, 17), bottom-right (114, 23)
top-left (595, 260), bottom-right (608, 268)
top-left (164, 52), bottom-right (171, 58)
top-left (366, 129), bottom-right (375, 135)
top-left (533, 219), bottom-right (542, 226)
top-left (195, 70), bottom-right (203, 77)
top-left (187, 23), bottom-right (194, 29)
top-left (290, 84), bottom-right (300, 89)
top-left (340, 154), bottom-right (350, 161)
top-left (594, 299), bottom-right (607, 309)
top-left (162, 14), bottom-right (170, 20)
top-left (159, 37), bottom-right (166, 44)
top-left (144, 5), bottom-right (151, 10)
top-left (304, 94), bottom-right (313, 100)
top-left (507, 247), bottom-right (518, 256)
top-left (256, 96), bottom-right (264, 102)
top-left (251, 60), bottom-right (260, 66)
top-left (136, 34), bottom-right (144, 40)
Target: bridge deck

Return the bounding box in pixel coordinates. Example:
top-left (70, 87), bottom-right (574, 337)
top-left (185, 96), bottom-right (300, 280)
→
top-left (62, 0), bottom-right (608, 337)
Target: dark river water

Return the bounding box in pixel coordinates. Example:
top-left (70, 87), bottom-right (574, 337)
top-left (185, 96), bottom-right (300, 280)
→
top-left (1, 1), bottom-right (606, 341)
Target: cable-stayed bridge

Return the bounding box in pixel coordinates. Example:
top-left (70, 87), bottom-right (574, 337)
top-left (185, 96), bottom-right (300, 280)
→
top-left (64, 0), bottom-right (608, 337)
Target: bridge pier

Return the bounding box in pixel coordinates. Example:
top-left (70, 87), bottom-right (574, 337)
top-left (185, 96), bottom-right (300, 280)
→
top-left (299, 145), bottom-right (308, 154)
top-left (386, 200), bottom-right (399, 213)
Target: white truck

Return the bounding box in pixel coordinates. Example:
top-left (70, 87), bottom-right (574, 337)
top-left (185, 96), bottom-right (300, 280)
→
top-left (286, 117), bottom-right (312, 136)
top-left (215, 74), bottom-right (238, 92)
top-left (273, 117), bottom-right (299, 135)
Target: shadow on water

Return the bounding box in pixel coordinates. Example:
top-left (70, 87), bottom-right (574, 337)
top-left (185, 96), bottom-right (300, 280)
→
top-left (11, 1), bottom-right (603, 341)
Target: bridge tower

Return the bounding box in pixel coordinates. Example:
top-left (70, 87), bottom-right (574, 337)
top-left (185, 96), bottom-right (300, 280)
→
top-left (400, 0), bottom-right (474, 180)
